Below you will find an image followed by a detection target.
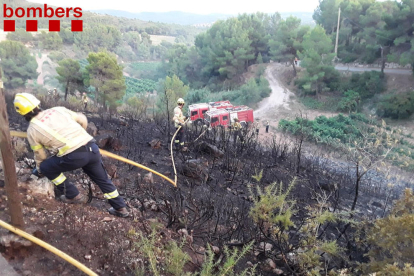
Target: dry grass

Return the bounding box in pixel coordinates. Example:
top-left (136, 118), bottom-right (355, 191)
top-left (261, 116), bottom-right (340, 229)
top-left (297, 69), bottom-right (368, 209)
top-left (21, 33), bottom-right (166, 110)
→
top-left (0, 29), bottom-right (49, 43)
top-left (0, 31), bottom-right (8, 42)
top-left (150, 35), bottom-right (176, 45)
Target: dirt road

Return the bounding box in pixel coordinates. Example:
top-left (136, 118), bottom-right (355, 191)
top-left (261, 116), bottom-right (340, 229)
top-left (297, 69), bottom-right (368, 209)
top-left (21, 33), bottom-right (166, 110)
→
top-left (254, 64), bottom-right (295, 119)
top-left (35, 54), bottom-right (51, 85)
top-left (335, 65), bottom-right (412, 75)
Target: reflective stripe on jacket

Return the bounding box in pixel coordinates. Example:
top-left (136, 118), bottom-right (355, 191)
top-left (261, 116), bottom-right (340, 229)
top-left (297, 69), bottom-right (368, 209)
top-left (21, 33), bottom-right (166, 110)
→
top-left (27, 107), bottom-right (93, 168)
top-left (173, 106), bottom-right (185, 128)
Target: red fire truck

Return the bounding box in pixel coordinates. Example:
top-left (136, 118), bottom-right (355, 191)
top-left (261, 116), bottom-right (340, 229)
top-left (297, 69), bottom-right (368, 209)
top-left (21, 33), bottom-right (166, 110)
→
top-left (204, 105), bottom-right (254, 128)
top-left (188, 101), bottom-right (233, 124)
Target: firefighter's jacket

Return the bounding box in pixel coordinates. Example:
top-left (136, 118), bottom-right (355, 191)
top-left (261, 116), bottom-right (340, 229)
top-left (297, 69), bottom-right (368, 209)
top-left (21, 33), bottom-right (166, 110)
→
top-left (82, 95), bottom-right (88, 103)
top-left (173, 106), bottom-right (185, 128)
top-left (233, 122), bottom-right (242, 131)
top-left (27, 107), bottom-right (93, 170)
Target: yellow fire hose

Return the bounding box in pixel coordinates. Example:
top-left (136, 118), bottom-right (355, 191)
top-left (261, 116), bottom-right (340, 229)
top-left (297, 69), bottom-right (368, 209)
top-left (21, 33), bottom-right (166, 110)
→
top-left (0, 219), bottom-right (98, 276)
top-left (170, 119), bottom-right (189, 185)
top-left (9, 131), bottom-right (176, 187)
top-left (100, 150), bottom-right (176, 187)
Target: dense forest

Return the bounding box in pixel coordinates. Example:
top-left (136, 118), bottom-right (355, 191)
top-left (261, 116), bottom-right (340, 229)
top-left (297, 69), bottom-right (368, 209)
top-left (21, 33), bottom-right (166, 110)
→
top-left (3, 0), bottom-right (414, 111)
top-left (314, 0), bottom-right (414, 66)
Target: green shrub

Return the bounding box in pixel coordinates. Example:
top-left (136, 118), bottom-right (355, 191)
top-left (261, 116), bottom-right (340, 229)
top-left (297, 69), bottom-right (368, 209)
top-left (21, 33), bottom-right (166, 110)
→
top-left (361, 189), bottom-right (414, 274)
top-left (338, 90), bottom-right (361, 113)
top-left (6, 28), bottom-right (33, 43)
top-left (349, 113), bottom-right (370, 124)
top-left (249, 174), bottom-right (343, 275)
top-left (341, 71), bottom-right (385, 99)
top-left (279, 114), bottom-right (362, 145)
top-left (165, 240), bottom-right (191, 276)
top-left (125, 62), bottom-right (164, 80)
top-left (300, 96), bottom-right (324, 110)
top-left (129, 225), bottom-right (254, 276)
top-left (376, 91), bottom-right (414, 119)
top-left (199, 243), bottom-right (256, 276)
top-left (48, 51), bottom-right (67, 62)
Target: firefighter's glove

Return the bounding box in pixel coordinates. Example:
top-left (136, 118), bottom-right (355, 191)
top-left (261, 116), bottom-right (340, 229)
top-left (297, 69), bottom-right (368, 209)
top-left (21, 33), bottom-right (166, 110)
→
top-left (32, 168), bottom-right (44, 178)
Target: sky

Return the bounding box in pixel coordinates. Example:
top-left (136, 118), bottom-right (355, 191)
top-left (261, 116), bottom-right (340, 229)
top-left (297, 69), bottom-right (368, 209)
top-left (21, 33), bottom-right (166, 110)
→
top-left (29, 0), bottom-right (321, 14)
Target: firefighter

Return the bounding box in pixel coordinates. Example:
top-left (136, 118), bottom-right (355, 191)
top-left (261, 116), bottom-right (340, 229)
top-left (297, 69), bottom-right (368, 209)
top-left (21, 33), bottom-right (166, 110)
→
top-left (173, 98), bottom-right (187, 151)
top-left (232, 118), bottom-right (244, 144)
top-left (266, 120), bottom-right (270, 133)
top-left (13, 93), bottom-right (129, 218)
top-left (82, 92), bottom-right (88, 110)
top-left (255, 122), bottom-right (259, 136)
top-left (53, 88), bottom-right (59, 101)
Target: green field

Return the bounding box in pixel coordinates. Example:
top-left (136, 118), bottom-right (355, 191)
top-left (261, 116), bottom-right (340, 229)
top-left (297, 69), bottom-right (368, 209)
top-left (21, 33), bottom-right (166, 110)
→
top-left (128, 62), bottom-right (161, 72)
top-left (78, 59), bottom-right (157, 99)
top-left (125, 62), bottom-right (164, 80)
top-left (125, 77), bottom-right (157, 96)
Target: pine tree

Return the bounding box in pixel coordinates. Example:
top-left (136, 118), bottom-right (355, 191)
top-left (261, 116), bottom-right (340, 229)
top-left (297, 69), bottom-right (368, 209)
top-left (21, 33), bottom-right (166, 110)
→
top-left (56, 59), bottom-right (83, 101)
top-left (85, 51), bottom-right (126, 110)
top-left (298, 26), bottom-right (337, 98)
top-left (0, 40), bottom-right (38, 89)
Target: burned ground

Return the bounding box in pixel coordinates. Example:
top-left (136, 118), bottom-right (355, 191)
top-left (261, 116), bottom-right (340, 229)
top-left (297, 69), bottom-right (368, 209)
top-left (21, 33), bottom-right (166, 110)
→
top-left (0, 93), bottom-right (410, 275)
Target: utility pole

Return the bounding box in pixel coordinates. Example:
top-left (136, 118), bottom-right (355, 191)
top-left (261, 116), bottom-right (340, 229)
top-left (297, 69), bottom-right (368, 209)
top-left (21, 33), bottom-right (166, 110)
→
top-left (0, 63), bottom-right (25, 229)
top-left (334, 7), bottom-right (341, 59)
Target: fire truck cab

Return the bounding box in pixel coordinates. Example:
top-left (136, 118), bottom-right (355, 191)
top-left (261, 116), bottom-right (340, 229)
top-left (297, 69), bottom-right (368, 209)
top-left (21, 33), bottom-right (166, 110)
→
top-left (204, 109), bottom-right (231, 128)
top-left (188, 101), bottom-right (233, 124)
top-left (204, 105), bottom-right (254, 128)
top-left (230, 106), bottom-right (254, 125)
top-left (188, 103), bottom-right (209, 123)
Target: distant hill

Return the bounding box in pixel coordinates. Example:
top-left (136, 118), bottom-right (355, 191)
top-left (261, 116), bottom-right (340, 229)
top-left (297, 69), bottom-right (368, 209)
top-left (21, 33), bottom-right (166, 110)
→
top-left (281, 12), bottom-right (315, 26)
top-left (89, 10), bottom-right (234, 26)
top-left (89, 10), bottom-right (315, 26)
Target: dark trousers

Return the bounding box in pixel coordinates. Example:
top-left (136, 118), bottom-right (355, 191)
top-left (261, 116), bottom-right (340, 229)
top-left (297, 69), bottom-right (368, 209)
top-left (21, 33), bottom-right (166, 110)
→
top-left (84, 102), bottom-right (87, 110)
top-left (175, 127), bottom-right (185, 147)
top-left (233, 130), bottom-right (244, 143)
top-left (39, 142), bottom-right (126, 210)
top-left (266, 126), bottom-right (269, 133)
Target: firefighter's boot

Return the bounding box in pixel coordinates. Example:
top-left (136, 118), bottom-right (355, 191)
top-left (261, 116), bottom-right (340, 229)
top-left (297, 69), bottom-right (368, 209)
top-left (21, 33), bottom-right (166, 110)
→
top-left (59, 193), bottom-right (87, 204)
top-left (108, 207), bottom-right (129, 218)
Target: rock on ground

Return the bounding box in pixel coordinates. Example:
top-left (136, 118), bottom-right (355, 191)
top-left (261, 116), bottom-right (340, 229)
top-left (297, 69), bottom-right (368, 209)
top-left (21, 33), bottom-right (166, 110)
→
top-left (179, 159), bottom-right (209, 182)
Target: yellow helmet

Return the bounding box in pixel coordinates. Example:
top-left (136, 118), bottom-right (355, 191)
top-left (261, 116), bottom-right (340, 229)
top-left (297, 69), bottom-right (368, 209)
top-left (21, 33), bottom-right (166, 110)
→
top-left (177, 98), bottom-right (185, 104)
top-left (14, 93), bottom-right (41, 115)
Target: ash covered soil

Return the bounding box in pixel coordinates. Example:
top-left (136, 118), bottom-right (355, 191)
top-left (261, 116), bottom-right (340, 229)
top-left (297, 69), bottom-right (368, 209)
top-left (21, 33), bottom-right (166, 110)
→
top-left (1, 95), bottom-right (411, 275)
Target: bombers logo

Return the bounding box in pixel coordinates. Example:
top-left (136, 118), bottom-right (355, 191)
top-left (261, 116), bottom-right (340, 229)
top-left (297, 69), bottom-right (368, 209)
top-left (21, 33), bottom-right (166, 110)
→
top-left (2, 4), bottom-right (83, 32)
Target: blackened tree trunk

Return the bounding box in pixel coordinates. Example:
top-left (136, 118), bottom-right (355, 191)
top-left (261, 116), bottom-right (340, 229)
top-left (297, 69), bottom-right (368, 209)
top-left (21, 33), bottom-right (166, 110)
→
top-left (0, 76), bottom-right (25, 229)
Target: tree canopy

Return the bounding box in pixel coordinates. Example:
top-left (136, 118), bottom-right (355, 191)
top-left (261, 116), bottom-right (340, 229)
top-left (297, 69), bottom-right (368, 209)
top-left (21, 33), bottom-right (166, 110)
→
top-left (0, 40), bottom-right (38, 89)
top-left (85, 51), bottom-right (126, 109)
top-left (314, 0), bottom-right (414, 66)
top-left (56, 59), bottom-right (83, 101)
